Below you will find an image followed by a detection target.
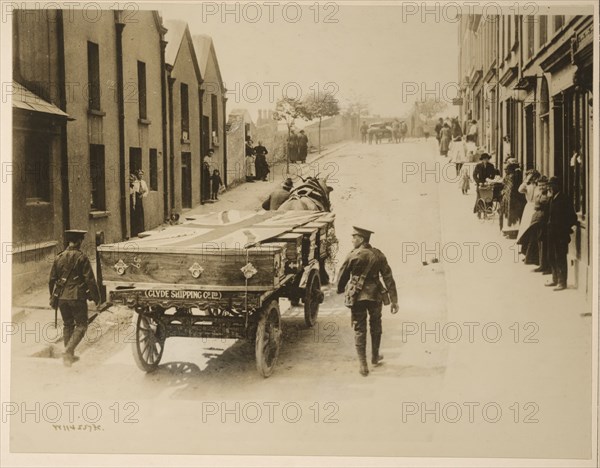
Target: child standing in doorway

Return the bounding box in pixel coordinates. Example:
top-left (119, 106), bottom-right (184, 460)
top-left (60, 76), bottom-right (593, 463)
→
top-left (211, 169), bottom-right (223, 201)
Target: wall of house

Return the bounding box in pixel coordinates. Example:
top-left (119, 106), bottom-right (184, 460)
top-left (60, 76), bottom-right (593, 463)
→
top-left (169, 35), bottom-right (202, 211)
top-left (122, 11), bottom-right (166, 230)
top-left (201, 48), bottom-right (225, 175)
top-left (62, 12), bottom-right (121, 249)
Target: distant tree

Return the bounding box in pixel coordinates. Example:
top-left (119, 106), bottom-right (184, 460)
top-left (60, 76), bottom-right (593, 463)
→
top-left (417, 97), bottom-right (448, 121)
top-left (273, 97), bottom-right (308, 171)
top-left (302, 90), bottom-right (341, 154)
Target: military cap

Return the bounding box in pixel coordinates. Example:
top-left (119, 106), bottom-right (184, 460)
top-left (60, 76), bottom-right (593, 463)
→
top-left (352, 226), bottom-right (374, 240)
top-left (65, 229), bottom-right (87, 242)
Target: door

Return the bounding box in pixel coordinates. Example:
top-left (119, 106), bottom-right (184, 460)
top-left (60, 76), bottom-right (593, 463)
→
top-left (524, 104), bottom-right (535, 170)
top-left (181, 152), bottom-right (192, 209)
top-left (129, 147), bottom-right (142, 175)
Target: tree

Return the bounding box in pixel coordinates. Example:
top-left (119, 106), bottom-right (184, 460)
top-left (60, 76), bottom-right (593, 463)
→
top-left (272, 97), bottom-right (307, 172)
top-left (302, 90), bottom-right (341, 154)
top-left (417, 97), bottom-right (448, 120)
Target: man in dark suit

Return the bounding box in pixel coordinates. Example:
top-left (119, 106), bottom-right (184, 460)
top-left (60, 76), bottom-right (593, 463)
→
top-left (337, 227), bottom-right (398, 376)
top-left (545, 177), bottom-right (577, 291)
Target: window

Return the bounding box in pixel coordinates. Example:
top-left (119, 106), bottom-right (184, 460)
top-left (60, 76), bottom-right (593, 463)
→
top-left (180, 83), bottom-right (189, 140)
top-left (87, 41), bottom-right (100, 110)
top-left (211, 94), bottom-right (218, 133)
top-left (149, 148), bottom-right (158, 191)
top-left (137, 61), bottom-right (147, 120)
top-left (554, 15), bottom-right (564, 31)
top-left (526, 16), bottom-right (534, 58)
top-left (25, 136), bottom-right (51, 202)
top-left (539, 16), bottom-right (548, 47)
top-left (90, 144), bottom-right (106, 210)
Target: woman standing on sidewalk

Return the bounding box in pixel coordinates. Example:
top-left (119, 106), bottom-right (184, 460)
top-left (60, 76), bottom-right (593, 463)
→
top-left (516, 169), bottom-right (541, 264)
top-left (448, 135), bottom-right (468, 177)
top-left (500, 159), bottom-right (526, 239)
top-left (439, 123), bottom-right (451, 156)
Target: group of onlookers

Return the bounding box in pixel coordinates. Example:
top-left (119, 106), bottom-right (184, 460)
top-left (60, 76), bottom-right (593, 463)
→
top-left (287, 129), bottom-right (309, 163)
top-left (245, 136), bottom-right (271, 183)
top-left (469, 149), bottom-right (578, 292)
top-left (359, 120), bottom-right (408, 144)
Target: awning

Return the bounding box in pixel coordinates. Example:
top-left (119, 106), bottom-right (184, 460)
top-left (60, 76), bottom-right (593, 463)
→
top-left (11, 81), bottom-right (73, 120)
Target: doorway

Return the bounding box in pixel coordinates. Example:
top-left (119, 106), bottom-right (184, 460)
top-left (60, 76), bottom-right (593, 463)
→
top-left (181, 152), bottom-right (192, 208)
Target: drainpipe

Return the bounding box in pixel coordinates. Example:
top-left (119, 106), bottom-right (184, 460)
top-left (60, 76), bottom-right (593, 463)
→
top-left (222, 94), bottom-right (228, 186)
top-left (198, 87), bottom-right (205, 204)
top-left (115, 11), bottom-right (127, 239)
top-left (167, 68), bottom-right (175, 212)
top-left (56, 10), bottom-right (70, 238)
top-left (160, 38), bottom-right (169, 222)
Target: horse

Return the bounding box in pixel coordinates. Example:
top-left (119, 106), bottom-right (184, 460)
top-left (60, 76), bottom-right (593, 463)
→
top-left (277, 176), bottom-right (333, 212)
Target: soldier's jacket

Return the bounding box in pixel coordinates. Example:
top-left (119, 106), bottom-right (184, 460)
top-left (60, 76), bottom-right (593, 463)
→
top-left (49, 246), bottom-right (100, 302)
top-left (337, 244), bottom-right (398, 304)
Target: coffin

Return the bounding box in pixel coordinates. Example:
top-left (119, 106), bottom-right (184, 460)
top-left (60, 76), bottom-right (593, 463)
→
top-left (98, 210), bottom-right (335, 291)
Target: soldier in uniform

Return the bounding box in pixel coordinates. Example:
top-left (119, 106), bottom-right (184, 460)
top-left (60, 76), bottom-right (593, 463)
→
top-left (49, 230), bottom-right (100, 366)
top-left (337, 227), bottom-right (398, 376)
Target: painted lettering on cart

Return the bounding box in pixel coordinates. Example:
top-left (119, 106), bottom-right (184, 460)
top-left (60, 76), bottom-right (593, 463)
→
top-left (144, 290), bottom-right (223, 300)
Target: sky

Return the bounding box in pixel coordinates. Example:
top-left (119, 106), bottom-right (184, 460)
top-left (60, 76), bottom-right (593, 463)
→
top-left (159, 2), bottom-right (460, 121)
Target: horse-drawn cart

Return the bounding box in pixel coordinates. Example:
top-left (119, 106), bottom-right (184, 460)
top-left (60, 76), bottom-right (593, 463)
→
top-left (97, 210), bottom-right (336, 377)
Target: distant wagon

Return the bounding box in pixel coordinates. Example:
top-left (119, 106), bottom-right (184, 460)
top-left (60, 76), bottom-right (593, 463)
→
top-left (97, 210), bottom-right (336, 377)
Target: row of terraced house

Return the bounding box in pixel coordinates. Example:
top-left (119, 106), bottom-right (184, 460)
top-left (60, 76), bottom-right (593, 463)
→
top-left (457, 11), bottom-right (594, 297)
top-left (11, 10), bottom-right (228, 296)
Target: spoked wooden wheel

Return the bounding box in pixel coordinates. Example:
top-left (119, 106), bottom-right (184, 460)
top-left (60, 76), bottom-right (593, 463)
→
top-left (132, 312), bottom-right (166, 373)
top-left (304, 269), bottom-right (323, 328)
top-left (255, 300), bottom-right (282, 378)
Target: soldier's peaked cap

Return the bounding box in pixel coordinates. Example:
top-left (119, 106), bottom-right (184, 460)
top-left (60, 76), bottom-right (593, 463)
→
top-left (352, 226), bottom-right (374, 239)
top-left (65, 229), bottom-right (87, 240)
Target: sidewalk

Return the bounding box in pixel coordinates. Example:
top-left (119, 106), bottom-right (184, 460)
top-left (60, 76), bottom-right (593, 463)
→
top-left (7, 141), bottom-right (349, 355)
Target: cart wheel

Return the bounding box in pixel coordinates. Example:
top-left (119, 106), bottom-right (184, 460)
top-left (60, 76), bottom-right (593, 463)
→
top-left (132, 312), bottom-right (166, 373)
top-left (304, 269), bottom-right (323, 328)
top-left (255, 300), bottom-right (282, 378)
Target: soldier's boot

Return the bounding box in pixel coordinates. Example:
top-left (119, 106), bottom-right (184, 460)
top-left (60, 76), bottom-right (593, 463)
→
top-left (356, 346), bottom-right (369, 377)
top-left (63, 326), bottom-right (86, 366)
top-left (371, 333), bottom-right (383, 366)
top-left (63, 326), bottom-right (73, 349)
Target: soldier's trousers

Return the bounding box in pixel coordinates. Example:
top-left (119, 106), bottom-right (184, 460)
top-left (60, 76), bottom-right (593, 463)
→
top-left (58, 300), bottom-right (88, 355)
top-left (351, 300), bottom-right (383, 350)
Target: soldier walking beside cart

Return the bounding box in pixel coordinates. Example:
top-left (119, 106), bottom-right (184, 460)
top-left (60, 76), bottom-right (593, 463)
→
top-left (49, 230), bottom-right (100, 367)
top-left (337, 227), bottom-right (398, 376)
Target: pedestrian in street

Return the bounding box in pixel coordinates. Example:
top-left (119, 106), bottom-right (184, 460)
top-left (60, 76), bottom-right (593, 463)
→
top-left (367, 125), bottom-right (376, 145)
top-left (448, 135), bottom-right (467, 177)
top-left (210, 169), bottom-right (223, 201)
top-left (49, 230), bottom-right (100, 367)
top-left (500, 159), bottom-right (526, 239)
top-left (287, 130), bottom-right (298, 163)
top-left (532, 176), bottom-right (552, 274)
top-left (516, 169), bottom-right (542, 264)
top-left (439, 123), bottom-right (452, 156)
top-left (203, 148), bottom-right (215, 199)
top-left (245, 140), bottom-right (256, 182)
top-left (337, 227), bottom-right (399, 377)
top-left (400, 121), bottom-right (408, 142)
top-left (472, 153), bottom-right (496, 213)
top-left (466, 119), bottom-right (478, 145)
top-left (451, 117), bottom-right (463, 139)
top-left (392, 120), bottom-right (400, 143)
top-left (434, 118), bottom-right (443, 145)
top-left (502, 135), bottom-right (512, 161)
top-left (261, 178), bottom-right (294, 210)
top-left (130, 169), bottom-right (148, 237)
top-left (459, 164), bottom-right (471, 195)
top-left (254, 141), bottom-right (270, 181)
top-left (298, 130), bottom-right (309, 162)
top-left (545, 177), bottom-right (577, 291)
top-left (360, 121), bottom-right (368, 143)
